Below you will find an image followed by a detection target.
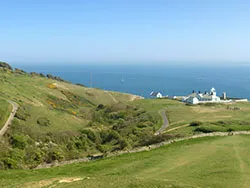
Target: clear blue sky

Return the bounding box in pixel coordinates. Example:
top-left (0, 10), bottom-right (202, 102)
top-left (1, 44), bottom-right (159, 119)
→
top-left (1, 0), bottom-right (250, 65)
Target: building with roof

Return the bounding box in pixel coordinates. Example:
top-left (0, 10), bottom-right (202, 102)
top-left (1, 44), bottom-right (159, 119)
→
top-left (183, 87), bottom-right (220, 104)
top-left (150, 91), bottom-right (163, 98)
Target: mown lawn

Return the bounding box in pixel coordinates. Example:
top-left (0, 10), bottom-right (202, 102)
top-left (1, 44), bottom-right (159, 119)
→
top-left (0, 99), bottom-right (12, 129)
top-left (1, 135), bottom-right (250, 187)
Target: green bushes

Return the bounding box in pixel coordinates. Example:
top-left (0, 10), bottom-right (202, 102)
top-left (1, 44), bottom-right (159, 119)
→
top-left (15, 107), bottom-right (30, 121)
top-left (25, 148), bottom-right (45, 168)
top-left (80, 129), bottom-right (101, 144)
top-left (190, 121), bottom-right (202, 127)
top-left (194, 125), bottom-right (227, 133)
top-left (10, 134), bottom-right (28, 150)
top-left (45, 148), bottom-right (65, 163)
top-left (138, 133), bottom-right (181, 146)
top-left (0, 62), bottom-right (12, 70)
top-left (0, 157), bottom-right (19, 169)
top-left (1, 101), bottom-right (160, 169)
top-left (37, 117), bottom-right (50, 126)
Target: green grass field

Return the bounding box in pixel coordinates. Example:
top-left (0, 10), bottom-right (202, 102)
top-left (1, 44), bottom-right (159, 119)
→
top-left (132, 99), bottom-right (250, 134)
top-left (0, 99), bottom-right (12, 129)
top-left (1, 135), bottom-right (250, 188)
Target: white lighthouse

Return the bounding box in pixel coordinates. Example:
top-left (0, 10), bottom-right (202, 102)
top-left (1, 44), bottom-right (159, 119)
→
top-left (210, 87), bottom-right (216, 96)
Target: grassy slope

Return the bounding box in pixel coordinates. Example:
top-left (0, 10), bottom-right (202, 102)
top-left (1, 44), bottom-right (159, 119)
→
top-left (1, 135), bottom-right (250, 187)
top-left (0, 99), bottom-right (12, 129)
top-left (133, 99), bottom-right (250, 133)
top-left (0, 69), bottom-right (137, 133)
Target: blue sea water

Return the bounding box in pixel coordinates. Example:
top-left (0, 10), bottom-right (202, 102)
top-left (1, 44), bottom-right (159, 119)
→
top-left (17, 64), bottom-right (250, 99)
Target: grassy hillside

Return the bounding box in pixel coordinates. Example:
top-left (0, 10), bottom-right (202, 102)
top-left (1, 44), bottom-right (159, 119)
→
top-left (1, 135), bottom-right (250, 187)
top-left (0, 99), bottom-right (12, 129)
top-left (0, 66), bottom-right (167, 169)
top-left (132, 99), bottom-right (250, 135)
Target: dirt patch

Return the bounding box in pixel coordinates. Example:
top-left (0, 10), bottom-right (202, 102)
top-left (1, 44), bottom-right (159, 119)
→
top-left (58, 177), bottom-right (83, 183)
top-left (53, 83), bottom-right (69, 90)
top-left (130, 95), bottom-right (144, 101)
top-left (192, 107), bottom-right (223, 113)
top-left (20, 178), bottom-right (58, 188)
top-left (20, 177), bottom-right (83, 188)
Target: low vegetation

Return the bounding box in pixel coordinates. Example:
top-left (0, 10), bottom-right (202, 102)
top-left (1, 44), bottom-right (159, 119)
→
top-left (0, 99), bottom-right (12, 129)
top-left (1, 135), bottom-right (250, 188)
top-left (2, 62), bottom-right (250, 187)
top-left (1, 63), bottom-right (179, 169)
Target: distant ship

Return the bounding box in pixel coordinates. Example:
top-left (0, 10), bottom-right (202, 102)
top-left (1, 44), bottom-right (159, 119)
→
top-left (120, 77), bottom-right (125, 84)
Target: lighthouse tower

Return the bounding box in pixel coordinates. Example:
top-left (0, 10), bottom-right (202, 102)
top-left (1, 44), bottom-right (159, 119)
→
top-left (210, 87), bottom-right (216, 96)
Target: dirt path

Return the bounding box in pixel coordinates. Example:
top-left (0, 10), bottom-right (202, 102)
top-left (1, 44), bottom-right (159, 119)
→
top-left (0, 99), bottom-right (18, 136)
top-left (164, 124), bottom-right (189, 133)
top-left (155, 109), bottom-right (169, 135)
top-left (104, 91), bottom-right (118, 103)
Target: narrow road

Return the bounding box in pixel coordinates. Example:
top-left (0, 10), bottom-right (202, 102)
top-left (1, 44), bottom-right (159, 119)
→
top-left (155, 109), bottom-right (169, 135)
top-left (0, 99), bottom-right (18, 136)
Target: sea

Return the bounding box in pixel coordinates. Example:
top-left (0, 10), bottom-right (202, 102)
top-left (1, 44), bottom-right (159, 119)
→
top-left (16, 64), bottom-right (250, 99)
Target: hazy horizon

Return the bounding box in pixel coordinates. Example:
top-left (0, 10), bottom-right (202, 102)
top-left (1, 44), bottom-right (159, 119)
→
top-left (1, 1), bottom-right (250, 65)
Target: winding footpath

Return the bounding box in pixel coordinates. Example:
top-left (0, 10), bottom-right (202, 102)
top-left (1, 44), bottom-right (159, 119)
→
top-left (0, 99), bottom-right (18, 136)
top-left (155, 109), bottom-right (169, 135)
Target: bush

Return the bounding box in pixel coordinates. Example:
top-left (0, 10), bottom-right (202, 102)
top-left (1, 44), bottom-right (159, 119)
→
top-left (0, 62), bottom-right (12, 70)
top-left (100, 130), bottom-right (121, 144)
top-left (190, 121), bottom-right (202, 127)
top-left (10, 148), bottom-right (25, 162)
top-left (194, 125), bottom-right (226, 133)
top-left (80, 129), bottom-right (101, 144)
top-left (37, 117), bottom-right (51, 126)
top-left (45, 148), bottom-right (65, 163)
top-left (15, 107), bottom-right (30, 121)
top-left (138, 133), bottom-right (180, 146)
top-left (25, 148), bottom-right (44, 168)
top-left (97, 144), bottom-right (110, 153)
top-left (10, 134), bottom-right (28, 150)
top-left (118, 139), bottom-right (129, 149)
top-left (97, 104), bottom-right (104, 110)
top-left (0, 157), bottom-right (19, 169)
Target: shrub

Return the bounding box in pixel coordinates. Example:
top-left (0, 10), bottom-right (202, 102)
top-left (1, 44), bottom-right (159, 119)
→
top-left (10, 134), bottom-right (28, 150)
top-left (0, 62), bottom-right (12, 70)
top-left (10, 148), bottom-right (25, 162)
top-left (80, 129), bottom-right (101, 144)
top-left (15, 107), bottom-right (30, 121)
top-left (37, 117), bottom-right (51, 126)
top-left (25, 148), bottom-right (44, 167)
top-left (194, 125), bottom-right (226, 133)
top-left (138, 134), bottom-right (180, 146)
top-left (118, 139), bottom-right (129, 149)
top-left (97, 144), bottom-right (110, 153)
top-left (47, 83), bottom-right (57, 89)
top-left (190, 121), bottom-right (202, 127)
top-left (97, 104), bottom-right (104, 110)
top-left (227, 128), bottom-right (234, 132)
top-left (39, 73), bottom-right (45, 77)
top-left (0, 157), bottom-right (19, 169)
top-left (45, 148), bottom-right (65, 163)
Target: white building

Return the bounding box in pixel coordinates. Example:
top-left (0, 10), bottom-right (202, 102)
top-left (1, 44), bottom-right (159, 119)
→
top-left (183, 87), bottom-right (221, 104)
top-left (150, 91), bottom-right (163, 98)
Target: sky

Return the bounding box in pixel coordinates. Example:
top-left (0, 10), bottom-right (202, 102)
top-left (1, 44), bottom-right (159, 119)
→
top-left (1, 0), bottom-right (250, 65)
